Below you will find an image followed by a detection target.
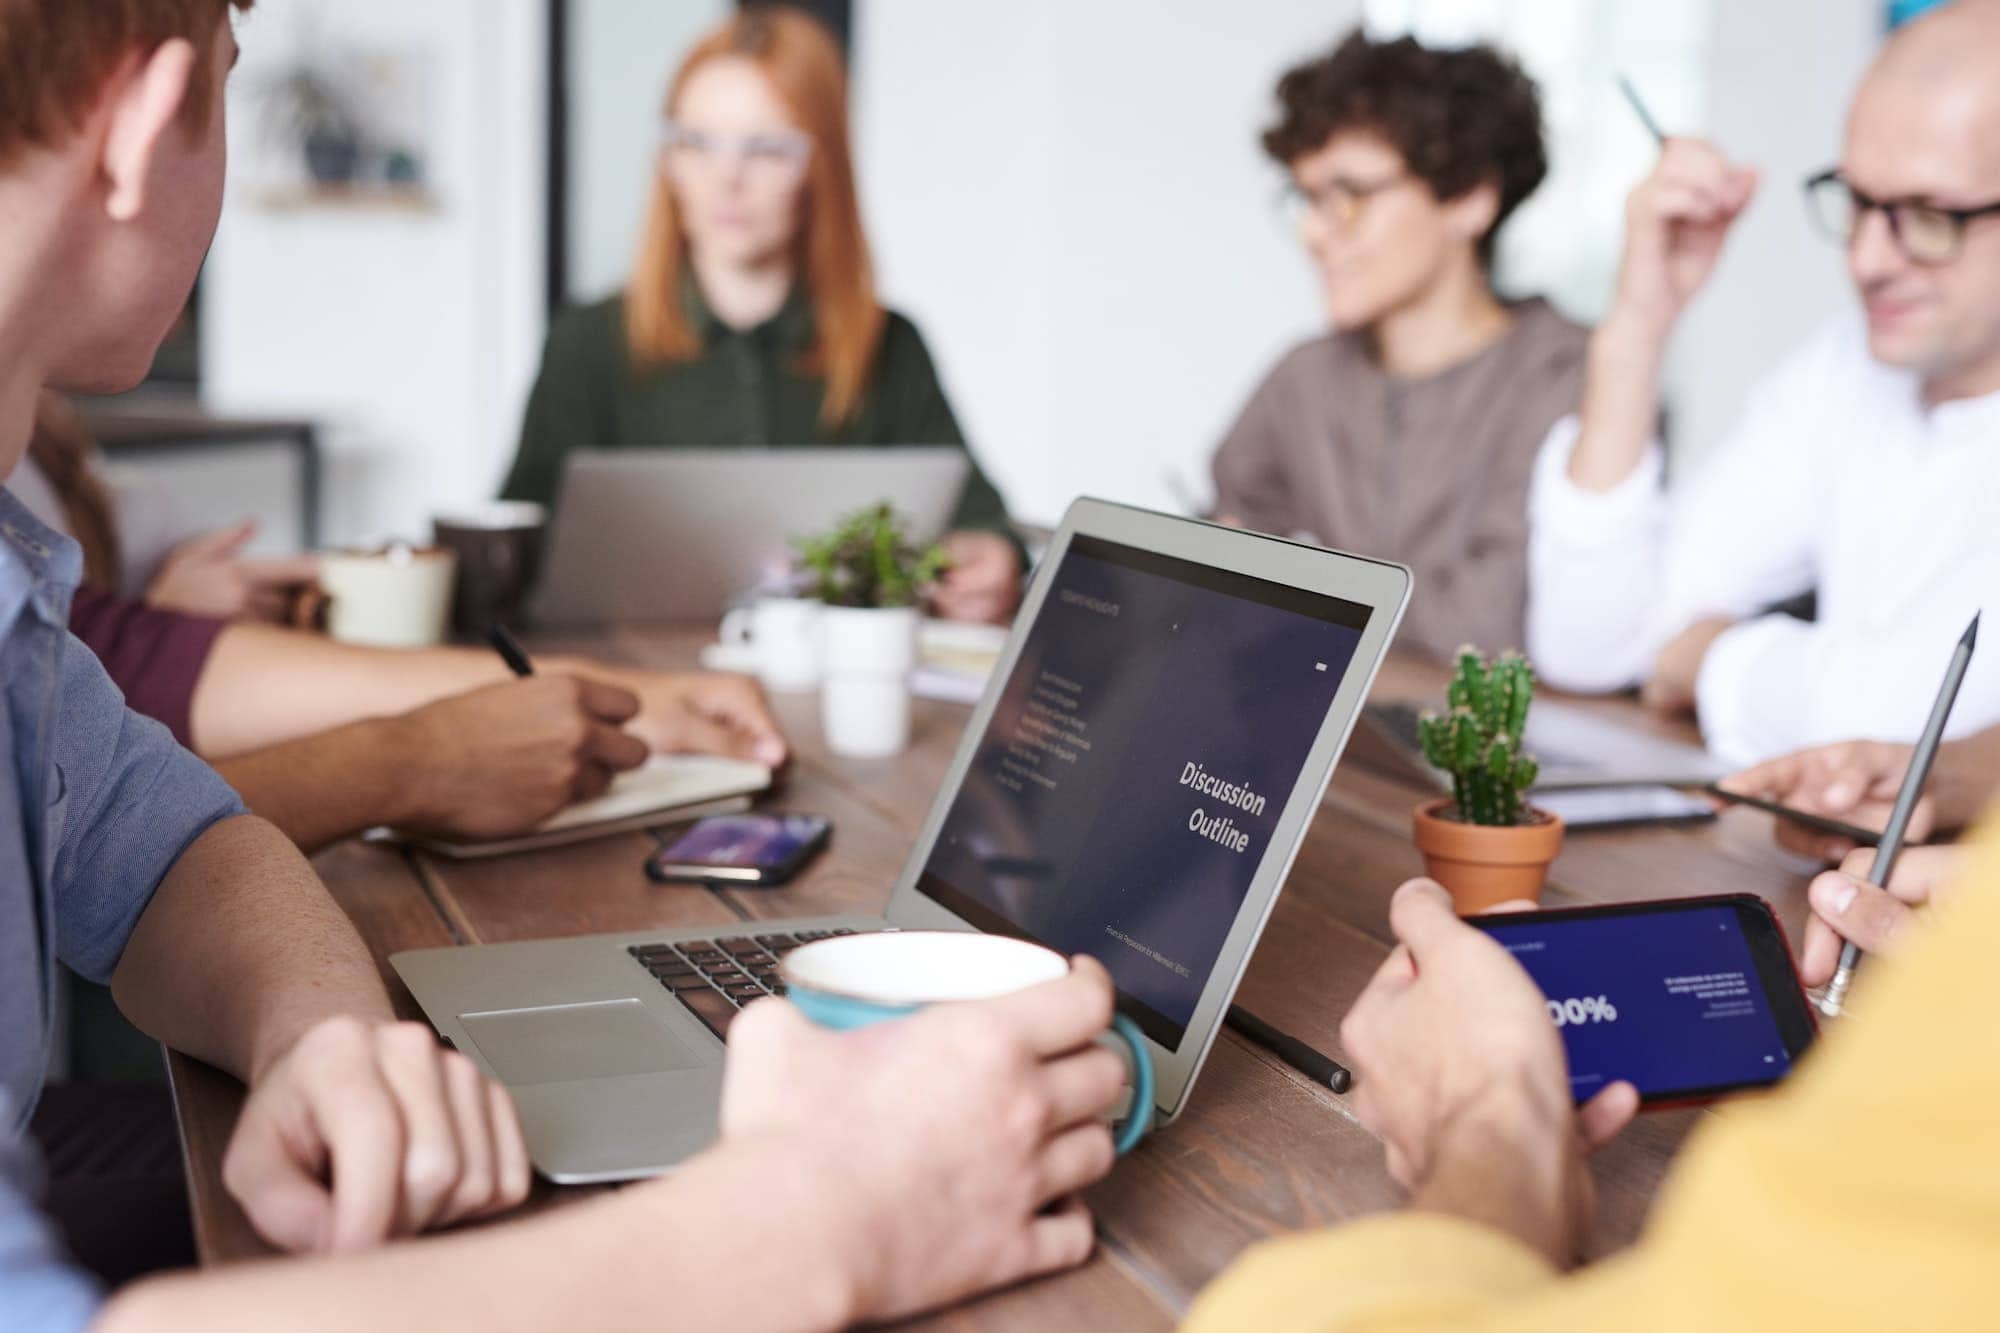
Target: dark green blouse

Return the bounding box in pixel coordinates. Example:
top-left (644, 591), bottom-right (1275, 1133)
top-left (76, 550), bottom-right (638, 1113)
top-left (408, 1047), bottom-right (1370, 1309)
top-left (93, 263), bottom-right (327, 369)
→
top-left (501, 287), bottom-right (1011, 535)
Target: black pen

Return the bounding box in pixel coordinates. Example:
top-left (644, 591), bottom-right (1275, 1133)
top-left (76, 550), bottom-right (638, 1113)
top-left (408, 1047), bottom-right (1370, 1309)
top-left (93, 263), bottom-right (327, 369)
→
top-left (1226, 1003), bottom-right (1352, 1094)
top-left (488, 623), bottom-right (535, 678)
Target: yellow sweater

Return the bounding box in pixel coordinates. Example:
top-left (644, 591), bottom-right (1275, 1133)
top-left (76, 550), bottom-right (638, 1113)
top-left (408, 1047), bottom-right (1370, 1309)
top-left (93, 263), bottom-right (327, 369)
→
top-left (1186, 833), bottom-right (2000, 1331)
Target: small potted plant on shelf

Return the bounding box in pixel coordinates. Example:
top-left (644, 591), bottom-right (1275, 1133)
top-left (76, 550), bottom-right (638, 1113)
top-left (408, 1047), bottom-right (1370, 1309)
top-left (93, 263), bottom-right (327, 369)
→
top-left (1411, 647), bottom-right (1564, 912)
top-left (795, 504), bottom-right (948, 758)
top-left (266, 64), bottom-right (365, 186)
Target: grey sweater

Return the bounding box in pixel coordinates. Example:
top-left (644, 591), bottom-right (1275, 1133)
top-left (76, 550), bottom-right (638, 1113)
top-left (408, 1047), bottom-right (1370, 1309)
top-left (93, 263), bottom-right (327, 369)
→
top-left (1211, 297), bottom-right (1588, 662)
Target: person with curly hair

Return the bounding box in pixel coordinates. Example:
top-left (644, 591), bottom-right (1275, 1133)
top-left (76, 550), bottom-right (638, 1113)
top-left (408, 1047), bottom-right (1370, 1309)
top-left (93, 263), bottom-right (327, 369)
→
top-left (1211, 30), bottom-right (1587, 660)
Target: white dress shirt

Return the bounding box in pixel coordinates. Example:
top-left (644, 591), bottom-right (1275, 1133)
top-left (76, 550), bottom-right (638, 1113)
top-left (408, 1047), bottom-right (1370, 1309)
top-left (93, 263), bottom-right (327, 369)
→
top-left (1528, 315), bottom-right (2000, 766)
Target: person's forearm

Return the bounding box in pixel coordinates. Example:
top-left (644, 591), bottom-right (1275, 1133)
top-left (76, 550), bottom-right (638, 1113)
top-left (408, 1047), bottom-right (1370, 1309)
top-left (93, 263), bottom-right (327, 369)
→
top-left (1524, 418), bottom-right (1668, 694)
top-left (1567, 316), bottom-right (1669, 493)
top-left (109, 815), bottom-right (393, 1082)
top-left (215, 718), bottom-right (428, 855)
top-left (190, 625), bottom-right (513, 759)
top-left (98, 1136), bottom-right (857, 1333)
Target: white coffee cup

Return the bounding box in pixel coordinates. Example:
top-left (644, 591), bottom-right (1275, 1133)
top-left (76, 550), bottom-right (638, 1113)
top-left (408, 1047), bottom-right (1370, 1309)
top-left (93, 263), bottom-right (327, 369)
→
top-left (719, 596), bottom-right (824, 693)
top-left (319, 543), bottom-right (456, 648)
top-left (820, 604), bottom-right (917, 758)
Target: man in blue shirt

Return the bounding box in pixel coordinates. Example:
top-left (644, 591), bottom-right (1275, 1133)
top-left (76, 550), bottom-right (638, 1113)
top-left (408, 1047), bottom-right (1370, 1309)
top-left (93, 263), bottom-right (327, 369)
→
top-left (1, 5), bottom-right (1129, 1328)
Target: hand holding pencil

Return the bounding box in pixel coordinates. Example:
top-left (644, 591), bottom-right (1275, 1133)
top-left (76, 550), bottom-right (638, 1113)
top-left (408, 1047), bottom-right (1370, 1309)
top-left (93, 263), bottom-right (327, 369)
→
top-left (1610, 75), bottom-right (1759, 345)
top-left (1817, 612), bottom-right (1979, 1016)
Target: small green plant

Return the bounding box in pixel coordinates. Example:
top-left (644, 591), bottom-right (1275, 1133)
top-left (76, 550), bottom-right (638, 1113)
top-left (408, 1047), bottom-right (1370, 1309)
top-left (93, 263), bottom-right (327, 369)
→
top-left (794, 503), bottom-right (948, 609)
top-left (1417, 648), bottom-right (1542, 827)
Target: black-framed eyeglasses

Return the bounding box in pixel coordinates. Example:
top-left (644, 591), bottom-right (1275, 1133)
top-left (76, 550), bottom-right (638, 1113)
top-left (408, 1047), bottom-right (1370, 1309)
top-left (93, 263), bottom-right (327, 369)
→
top-left (1804, 169), bottom-right (2000, 265)
top-left (1278, 172), bottom-right (1412, 230)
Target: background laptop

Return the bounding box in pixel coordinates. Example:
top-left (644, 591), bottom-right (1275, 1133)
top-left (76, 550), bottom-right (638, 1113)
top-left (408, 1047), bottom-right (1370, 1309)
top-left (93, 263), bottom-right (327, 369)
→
top-left (1351, 697), bottom-right (1730, 791)
top-left (394, 498), bottom-right (1411, 1182)
top-left (531, 446), bottom-right (971, 625)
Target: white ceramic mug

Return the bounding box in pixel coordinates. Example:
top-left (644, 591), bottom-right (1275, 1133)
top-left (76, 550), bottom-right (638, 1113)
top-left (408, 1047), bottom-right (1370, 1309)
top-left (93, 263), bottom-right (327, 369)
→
top-left (820, 604), bottom-right (917, 758)
top-left (719, 596), bottom-right (825, 693)
top-left (781, 932), bottom-right (1156, 1154)
top-left (319, 544), bottom-right (457, 648)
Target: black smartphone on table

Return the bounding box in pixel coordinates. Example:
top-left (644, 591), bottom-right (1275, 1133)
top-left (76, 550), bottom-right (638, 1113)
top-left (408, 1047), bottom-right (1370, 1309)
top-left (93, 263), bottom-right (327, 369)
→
top-left (1467, 894), bottom-right (1817, 1108)
top-left (646, 813), bottom-right (832, 886)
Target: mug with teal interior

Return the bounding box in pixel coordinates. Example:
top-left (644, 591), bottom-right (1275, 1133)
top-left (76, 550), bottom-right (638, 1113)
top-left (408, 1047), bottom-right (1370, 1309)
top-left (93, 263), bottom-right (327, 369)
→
top-left (780, 931), bottom-right (1155, 1154)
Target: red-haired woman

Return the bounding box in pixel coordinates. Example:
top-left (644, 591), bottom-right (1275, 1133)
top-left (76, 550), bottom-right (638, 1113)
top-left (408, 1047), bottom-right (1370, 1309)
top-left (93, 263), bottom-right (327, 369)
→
top-left (503, 8), bottom-right (1020, 622)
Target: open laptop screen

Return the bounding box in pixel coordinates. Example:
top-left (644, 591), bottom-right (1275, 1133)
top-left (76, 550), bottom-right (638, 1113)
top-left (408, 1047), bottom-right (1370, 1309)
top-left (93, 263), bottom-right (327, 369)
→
top-left (915, 533), bottom-right (1372, 1049)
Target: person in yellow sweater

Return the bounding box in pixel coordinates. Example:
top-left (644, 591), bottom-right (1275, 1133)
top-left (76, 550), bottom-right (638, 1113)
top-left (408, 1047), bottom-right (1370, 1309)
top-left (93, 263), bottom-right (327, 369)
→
top-left (1184, 833), bottom-right (1992, 1330)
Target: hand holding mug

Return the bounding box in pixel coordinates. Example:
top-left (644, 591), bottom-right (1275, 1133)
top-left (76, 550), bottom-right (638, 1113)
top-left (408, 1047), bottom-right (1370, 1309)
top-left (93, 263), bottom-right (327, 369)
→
top-left (719, 944), bottom-right (1134, 1323)
top-left (147, 519), bottom-right (322, 623)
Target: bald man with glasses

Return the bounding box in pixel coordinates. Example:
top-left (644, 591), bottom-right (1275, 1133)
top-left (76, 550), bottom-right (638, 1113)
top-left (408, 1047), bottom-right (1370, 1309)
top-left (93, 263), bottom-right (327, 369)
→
top-left (1525, 0), bottom-right (2000, 766)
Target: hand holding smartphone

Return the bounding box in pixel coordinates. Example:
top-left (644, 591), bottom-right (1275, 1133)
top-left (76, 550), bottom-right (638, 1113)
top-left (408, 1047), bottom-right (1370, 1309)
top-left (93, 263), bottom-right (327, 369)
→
top-left (1468, 895), bottom-right (1817, 1108)
top-left (1703, 784), bottom-right (1882, 847)
top-left (647, 813), bottom-right (832, 885)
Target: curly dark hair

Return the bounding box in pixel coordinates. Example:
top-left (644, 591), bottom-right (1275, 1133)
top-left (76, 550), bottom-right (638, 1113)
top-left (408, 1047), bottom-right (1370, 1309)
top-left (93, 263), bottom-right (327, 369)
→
top-left (1263, 30), bottom-right (1547, 267)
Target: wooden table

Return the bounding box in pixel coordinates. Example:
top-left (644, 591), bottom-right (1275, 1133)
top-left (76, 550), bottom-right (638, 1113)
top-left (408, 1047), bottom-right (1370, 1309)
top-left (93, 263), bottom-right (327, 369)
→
top-left (168, 630), bottom-right (1823, 1327)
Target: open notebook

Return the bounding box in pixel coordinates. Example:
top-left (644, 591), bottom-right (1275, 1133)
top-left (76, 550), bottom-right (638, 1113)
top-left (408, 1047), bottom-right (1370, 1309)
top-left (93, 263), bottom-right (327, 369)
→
top-left (378, 755), bottom-right (773, 860)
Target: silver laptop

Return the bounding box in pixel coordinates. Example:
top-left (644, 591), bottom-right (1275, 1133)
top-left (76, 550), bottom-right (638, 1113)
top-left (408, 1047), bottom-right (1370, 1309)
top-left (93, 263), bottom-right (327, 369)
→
top-left (394, 498), bottom-right (1411, 1182)
top-left (1351, 698), bottom-right (1730, 791)
top-left (531, 447), bottom-right (971, 625)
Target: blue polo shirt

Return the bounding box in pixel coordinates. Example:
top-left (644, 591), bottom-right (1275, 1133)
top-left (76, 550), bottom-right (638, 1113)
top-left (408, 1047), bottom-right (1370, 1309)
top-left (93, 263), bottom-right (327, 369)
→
top-left (0, 490), bottom-right (244, 1327)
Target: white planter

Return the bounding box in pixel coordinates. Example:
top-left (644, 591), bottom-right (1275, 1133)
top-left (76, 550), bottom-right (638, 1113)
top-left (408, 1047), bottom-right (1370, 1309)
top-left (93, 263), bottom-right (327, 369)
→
top-left (820, 604), bottom-right (918, 758)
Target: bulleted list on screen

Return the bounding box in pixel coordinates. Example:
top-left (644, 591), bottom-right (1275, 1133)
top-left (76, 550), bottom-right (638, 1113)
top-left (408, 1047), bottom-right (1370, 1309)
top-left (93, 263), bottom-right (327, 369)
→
top-left (996, 670), bottom-right (1091, 795)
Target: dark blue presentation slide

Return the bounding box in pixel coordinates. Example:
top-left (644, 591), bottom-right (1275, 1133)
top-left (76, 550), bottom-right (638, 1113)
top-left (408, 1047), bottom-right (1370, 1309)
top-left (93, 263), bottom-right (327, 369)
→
top-left (1478, 905), bottom-right (1794, 1099)
top-left (917, 535), bottom-right (1369, 1047)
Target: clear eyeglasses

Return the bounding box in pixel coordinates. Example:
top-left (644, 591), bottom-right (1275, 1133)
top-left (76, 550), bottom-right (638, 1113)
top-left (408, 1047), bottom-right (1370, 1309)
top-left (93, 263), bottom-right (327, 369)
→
top-left (660, 120), bottom-right (813, 181)
top-left (1276, 172), bottom-right (1412, 231)
top-left (1804, 168), bottom-right (2000, 266)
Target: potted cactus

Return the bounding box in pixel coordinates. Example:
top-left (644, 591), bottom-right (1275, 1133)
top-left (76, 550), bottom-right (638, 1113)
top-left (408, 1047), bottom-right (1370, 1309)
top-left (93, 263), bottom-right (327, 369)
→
top-left (794, 504), bottom-right (948, 758)
top-left (1411, 648), bottom-right (1565, 912)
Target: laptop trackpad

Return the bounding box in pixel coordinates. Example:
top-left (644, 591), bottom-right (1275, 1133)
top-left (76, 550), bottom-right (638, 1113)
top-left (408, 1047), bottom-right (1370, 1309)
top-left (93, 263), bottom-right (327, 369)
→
top-left (461, 999), bottom-right (702, 1085)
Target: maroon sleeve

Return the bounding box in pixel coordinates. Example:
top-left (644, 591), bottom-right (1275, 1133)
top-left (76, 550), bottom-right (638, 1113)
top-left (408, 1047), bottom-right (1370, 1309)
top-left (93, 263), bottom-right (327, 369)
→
top-left (67, 584), bottom-right (228, 749)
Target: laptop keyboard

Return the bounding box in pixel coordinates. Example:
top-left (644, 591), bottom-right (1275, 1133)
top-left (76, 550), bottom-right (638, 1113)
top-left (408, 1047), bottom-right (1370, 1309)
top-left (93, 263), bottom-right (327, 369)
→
top-left (627, 929), bottom-right (866, 1041)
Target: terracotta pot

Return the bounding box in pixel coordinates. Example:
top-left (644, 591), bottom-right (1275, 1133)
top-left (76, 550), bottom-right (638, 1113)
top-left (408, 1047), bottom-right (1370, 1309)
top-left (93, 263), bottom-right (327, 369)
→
top-left (1411, 798), bottom-right (1565, 914)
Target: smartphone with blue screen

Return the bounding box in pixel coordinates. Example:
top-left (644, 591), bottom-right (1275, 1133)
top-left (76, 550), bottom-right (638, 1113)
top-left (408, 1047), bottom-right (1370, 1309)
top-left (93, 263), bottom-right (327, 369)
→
top-left (1467, 895), bottom-right (1817, 1108)
top-left (646, 813), bottom-right (832, 886)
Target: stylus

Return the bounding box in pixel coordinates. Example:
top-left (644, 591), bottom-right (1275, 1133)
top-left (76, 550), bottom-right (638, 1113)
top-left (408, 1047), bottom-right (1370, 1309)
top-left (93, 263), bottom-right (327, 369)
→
top-left (1226, 1004), bottom-right (1353, 1094)
top-left (1821, 611), bottom-right (1978, 1016)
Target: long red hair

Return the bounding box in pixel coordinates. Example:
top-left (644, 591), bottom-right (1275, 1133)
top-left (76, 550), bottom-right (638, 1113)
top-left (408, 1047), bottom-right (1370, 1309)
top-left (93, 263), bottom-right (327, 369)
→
top-left (626, 7), bottom-right (883, 427)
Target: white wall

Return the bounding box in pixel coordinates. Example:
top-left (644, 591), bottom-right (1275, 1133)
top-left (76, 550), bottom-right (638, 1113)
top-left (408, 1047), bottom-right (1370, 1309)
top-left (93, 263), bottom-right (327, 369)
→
top-left (1672, 1), bottom-right (1877, 459)
top-left (566, 0), bottom-right (729, 304)
top-left (853, 0), bottom-right (1359, 525)
top-left (202, 0), bottom-right (548, 548)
